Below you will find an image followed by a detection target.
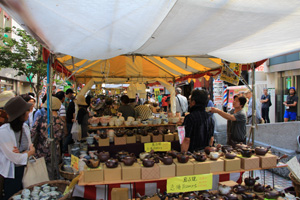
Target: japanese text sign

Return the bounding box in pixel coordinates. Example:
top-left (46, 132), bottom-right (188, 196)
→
top-left (167, 174), bottom-right (213, 193)
top-left (144, 142), bottom-right (171, 152)
top-left (71, 154), bottom-right (79, 171)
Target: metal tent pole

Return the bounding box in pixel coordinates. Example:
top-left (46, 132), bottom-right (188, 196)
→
top-left (251, 63), bottom-right (256, 146)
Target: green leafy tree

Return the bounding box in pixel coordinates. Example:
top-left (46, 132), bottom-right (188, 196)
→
top-left (0, 26), bottom-right (47, 107)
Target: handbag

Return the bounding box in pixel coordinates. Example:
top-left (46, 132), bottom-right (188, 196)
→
top-left (22, 157), bottom-right (49, 188)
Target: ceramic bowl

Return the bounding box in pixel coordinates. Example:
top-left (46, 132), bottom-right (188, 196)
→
top-left (132, 121), bottom-right (139, 126)
top-left (147, 120), bottom-right (153, 125)
top-left (127, 116), bottom-right (135, 122)
top-left (142, 121), bottom-right (148, 125)
top-left (125, 121), bottom-right (131, 126)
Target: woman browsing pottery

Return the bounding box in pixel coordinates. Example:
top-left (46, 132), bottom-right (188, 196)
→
top-left (0, 96), bottom-right (35, 200)
top-left (31, 96), bottom-right (64, 179)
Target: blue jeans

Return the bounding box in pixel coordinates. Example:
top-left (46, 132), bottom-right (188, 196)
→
top-left (62, 123), bottom-right (74, 153)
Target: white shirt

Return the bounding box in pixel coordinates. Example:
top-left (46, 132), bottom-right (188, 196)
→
top-left (176, 94), bottom-right (188, 115)
top-left (59, 104), bottom-right (66, 117)
top-left (0, 123), bottom-right (31, 178)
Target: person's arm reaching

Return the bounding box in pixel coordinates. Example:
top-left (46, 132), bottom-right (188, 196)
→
top-left (181, 137), bottom-right (190, 152)
top-left (210, 107), bottom-right (236, 121)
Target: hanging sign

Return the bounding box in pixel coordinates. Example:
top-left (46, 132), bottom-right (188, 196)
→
top-left (144, 142), bottom-right (171, 152)
top-left (177, 126), bottom-right (185, 144)
top-left (154, 88), bottom-right (160, 100)
top-left (167, 174), bottom-right (213, 193)
top-left (71, 154), bottom-right (79, 171)
top-left (220, 63), bottom-right (241, 86)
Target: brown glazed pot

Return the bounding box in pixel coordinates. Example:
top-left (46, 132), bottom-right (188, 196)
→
top-left (126, 131), bottom-right (134, 137)
top-left (238, 148), bottom-right (255, 158)
top-left (96, 151), bottom-right (110, 162)
top-left (115, 151), bottom-right (129, 162)
top-left (232, 185), bottom-right (246, 194)
top-left (241, 193), bottom-right (258, 200)
top-left (225, 151), bottom-right (237, 159)
top-left (176, 152), bottom-right (190, 163)
top-left (253, 183), bottom-right (271, 193)
top-left (83, 159), bottom-right (101, 168)
top-left (224, 193), bottom-right (238, 200)
top-left (142, 158), bottom-right (155, 167)
top-left (122, 156), bottom-right (136, 166)
top-left (158, 156), bottom-right (173, 165)
top-left (255, 146), bottom-right (271, 156)
top-left (235, 143), bottom-right (248, 150)
top-left (167, 150), bottom-right (178, 159)
top-left (264, 190), bottom-right (285, 199)
top-left (244, 177), bottom-right (259, 186)
top-left (204, 146), bottom-right (218, 155)
top-left (192, 152), bottom-right (207, 162)
top-left (105, 158), bottom-right (119, 168)
top-left (152, 130), bottom-right (160, 136)
top-left (221, 145), bottom-right (233, 153)
top-left (99, 132), bottom-right (108, 139)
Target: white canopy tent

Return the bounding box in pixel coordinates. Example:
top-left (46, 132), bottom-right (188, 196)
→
top-left (1, 0), bottom-right (300, 63)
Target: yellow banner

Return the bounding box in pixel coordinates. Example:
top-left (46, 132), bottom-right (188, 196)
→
top-left (220, 62), bottom-right (241, 86)
top-left (71, 154), bottom-right (79, 171)
top-left (144, 142), bottom-right (171, 152)
top-left (167, 174), bottom-right (213, 193)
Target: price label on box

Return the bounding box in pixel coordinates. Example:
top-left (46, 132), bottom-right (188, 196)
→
top-left (144, 142), bottom-right (171, 152)
top-left (71, 154), bottom-right (79, 171)
top-left (167, 174), bottom-right (213, 193)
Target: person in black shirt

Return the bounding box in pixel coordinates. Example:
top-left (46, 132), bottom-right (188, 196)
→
top-left (284, 87), bottom-right (298, 122)
top-left (260, 88), bottom-right (271, 123)
top-left (181, 89), bottom-right (214, 152)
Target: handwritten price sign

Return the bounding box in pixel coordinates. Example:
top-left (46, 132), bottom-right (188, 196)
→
top-left (144, 142), bottom-right (171, 152)
top-left (71, 154), bottom-right (79, 171)
top-left (167, 174), bottom-right (213, 193)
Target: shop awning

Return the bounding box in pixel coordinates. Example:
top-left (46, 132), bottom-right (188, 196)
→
top-left (2, 1), bottom-right (300, 64)
top-left (54, 54), bottom-right (222, 84)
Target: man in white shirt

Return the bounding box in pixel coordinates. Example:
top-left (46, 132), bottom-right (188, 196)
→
top-left (175, 87), bottom-right (188, 116)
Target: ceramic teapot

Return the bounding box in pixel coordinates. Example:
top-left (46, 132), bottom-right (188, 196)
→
top-left (193, 152), bottom-right (207, 162)
top-left (253, 183), bottom-right (271, 193)
top-left (224, 193), bottom-right (238, 200)
top-left (255, 146), bottom-right (271, 156)
top-left (209, 151), bottom-right (221, 160)
top-left (158, 156), bottom-right (173, 165)
top-left (139, 152), bottom-right (151, 160)
top-left (204, 146), bottom-right (218, 155)
top-left (244, 177), bottom-right (259, 186)
top-left (232, 185), bottom-right (246, 194)
top-left (126, 131), bottom-right (134, 137)
top-left (167, 150), bottom-right (178, 158)
top-left (142, 158), bottom-right (155, 167)
top-left (122, 156), bottom-right (136, 166)
top-left (152, 130), bottom-right (160, 136)
top-left (264, 190), bottom-right (285, 199)
top-left (83, 159), bottom-right (101, 168)
top-left (238, 148), bottom-right (255, 158)
top-left (241, 193), bottom-right (258, 200)
top-left (182, 192), bottom-right (198, 200)
top-left (221, 145), bottom-right (233, 153)
top-left (218, 184), bottom-right (232, 195)
top-left (235, 143), bottom-right (249, 150)
top-left (95, 151), bottom-right (110, 162)
top-left (99, 132), bottom-right (108, 139)
top-left (115, 151), bottom-right (129, 162)
top-left (105, 158), bottom-right (119, 168)
top-left (176, 152), bottom-right (190, 163)
top-left (225, 151), bottom-right (237, 159)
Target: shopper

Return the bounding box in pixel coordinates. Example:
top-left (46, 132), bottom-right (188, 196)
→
top-left (260, 88), bottom-right (271, 123)
top-left (31, 96), bottom-right (64, 179)
top-left (20, 94), bottom-right (36, 129)
top-left (118, 95), bottom-right (135, 120)
top-left (211, 95), bottom-right (247, 145)
top-left (76, 95), bottom-right (89, 139)
top-left (64, 93), bottom-right (77, 153)
top-left (161, 95), bottom-right (169, 112)
top-left (64, 88), bottom-right (74, 111)
top-left (97, 97), bottom-right (114, 116)
top-left (245, 90), bottom-right (263, 124)
top-left (33, 94), bottom-right (47, 126)
top-left (284, 87), bottom-right (298, 122)
top-left (0, 96), bottom-right (35, 200)
top-left (181, 89), bottom-right (214, 152)
top-left (157, 93), bottom-right (163, 107)
top-left (175, 87), bottom-right (188, 116)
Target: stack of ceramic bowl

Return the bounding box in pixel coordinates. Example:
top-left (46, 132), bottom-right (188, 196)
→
top-left (99, 116), bottom-right (112, 126)
top-left (86, 136), bottom-right (94, 145)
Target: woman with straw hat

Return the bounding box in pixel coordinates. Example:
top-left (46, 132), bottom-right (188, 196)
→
top-left (75, 94), bottom-right (89, 139)
top-left (0, 96), bottom-right (35, 200)
top-left (31, 96), bottom-right (64, 179)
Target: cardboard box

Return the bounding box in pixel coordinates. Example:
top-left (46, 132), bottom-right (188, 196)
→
top-left (141, 135), bottom-right (151, 143)
top-left (164, 134), bottom-right (174, 142)
top-left (239, 156), bottom-right (260, 170)
top-left (98, 137), bottom-right (110, 147)
top-left (221, 157), bottom-right (241, 172)
top-left (121, 162), bottom-right (141, 180)
top-left (126, 135), bottom-right (136, 144)
top-left (206, 159), bottom-right (224, 173)
top-left (152, 134), bottom-right (163, 142)
top-left (136, 135), bottom-right (141, 142)
top-left (173, 132), bottom-right (179, 141)
top-left (111, 188), bottom-right (128, 200)
top-left (158, 162), bottom-right (176, 178)
top-left (191, 160), bottom-right (210, 175)
top-left (84, 165), bottom-right (104, 183)
top-left (141, 163), bottom-right (160, 180)
top-left (114, 136), bottom-right (126, 145)
top-left (257, 154), bottom-right (277, 168)
top-left (103, 164), bottom-right (122, 181)
top-left (174, 160), bottom-right (194, 176)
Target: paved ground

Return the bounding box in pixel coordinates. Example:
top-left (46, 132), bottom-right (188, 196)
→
top-left (243, 170), bottom-right (293, 191)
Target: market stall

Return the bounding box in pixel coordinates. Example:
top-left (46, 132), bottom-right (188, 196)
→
top-left (3, 1), bottom-right (300, 199)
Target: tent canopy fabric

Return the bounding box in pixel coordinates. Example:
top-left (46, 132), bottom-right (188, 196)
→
top-left (2, 1), bottom-right (300, 64)
top-left (55, 55), bottom-right (222, 84)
